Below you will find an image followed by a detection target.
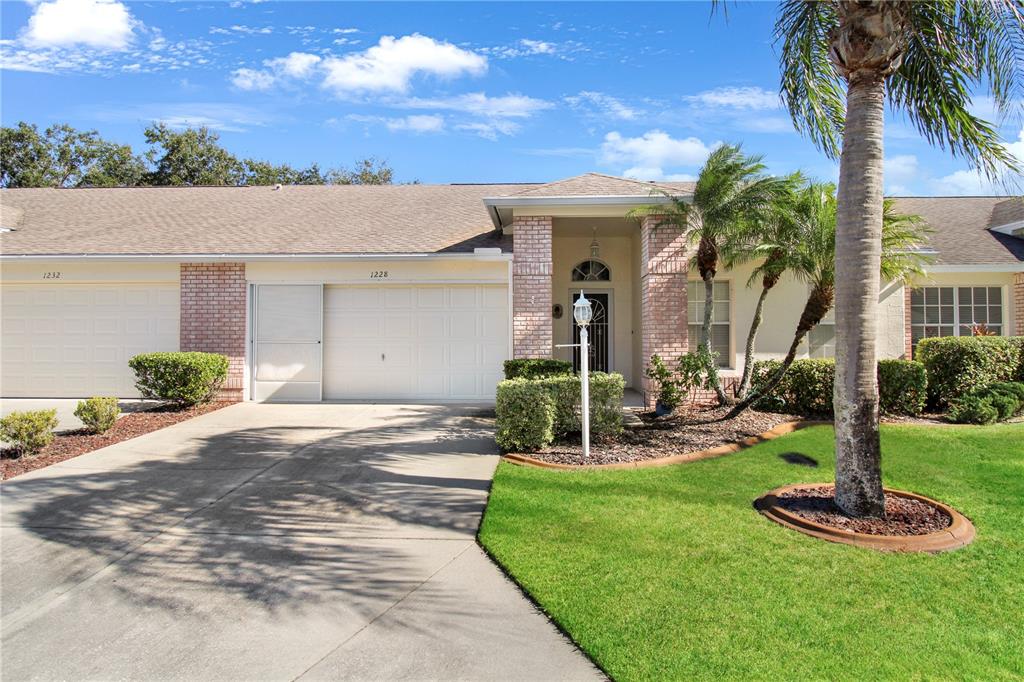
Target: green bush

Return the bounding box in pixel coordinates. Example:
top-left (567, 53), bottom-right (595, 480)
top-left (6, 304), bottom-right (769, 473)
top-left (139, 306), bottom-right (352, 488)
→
top-left (878, 360), bottom-right (927, 416)
top-left (495, 379), bottom-right (555, 451)
top-left (503, 359), bottom-right (574, 380)
top-left (128, 352), bottom-right (228, 406)
top-left (947, 380), bottom-right (1024, 425)
top-left (0, 409), bottom-right (58, 455)
top-left (74, 397), bottom-right (120, 434)
top-left (916, 336), bottom-right (1023, 408)
top-left (750, 358), bottom-right (927, 416)
top-left (645, 355), bottom-right (682, 409)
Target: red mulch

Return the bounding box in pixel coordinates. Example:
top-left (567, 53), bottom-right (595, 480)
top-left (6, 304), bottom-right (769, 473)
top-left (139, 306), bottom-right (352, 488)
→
top-left (775, 485), bottom-right (951, 536)
top-left (516, 405), bottom-right (801, 466)
top-left (1, 402), bottom-right (228, 481)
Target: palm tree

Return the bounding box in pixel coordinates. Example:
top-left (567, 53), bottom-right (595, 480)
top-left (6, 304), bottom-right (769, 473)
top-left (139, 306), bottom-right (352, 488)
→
top-left (729, 183), bottom-right (929, 416)
top-left (775, 1), bottom-right (1022, 517)
top-left (730, 173), bottom-right (804, 399)
top-left (630, 144), bottom-right (790, 405)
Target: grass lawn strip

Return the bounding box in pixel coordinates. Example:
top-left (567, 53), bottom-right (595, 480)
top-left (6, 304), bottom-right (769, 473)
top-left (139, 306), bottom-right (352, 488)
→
top-left (479, 423), bottom-right (1024, 681)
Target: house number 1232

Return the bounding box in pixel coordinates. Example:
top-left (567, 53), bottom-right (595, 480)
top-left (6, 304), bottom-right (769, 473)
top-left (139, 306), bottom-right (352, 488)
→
top-left (370, 271), bottom-right (389, 279)
top-left (42, 272), bottom-right (62, 279)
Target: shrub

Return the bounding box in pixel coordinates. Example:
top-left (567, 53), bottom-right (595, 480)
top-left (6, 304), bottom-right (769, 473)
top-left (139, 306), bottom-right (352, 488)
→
top-left (877, 360), bottom-right (927, 416)
top-left (947, 381), bottom-right (1024, 425)
top-left (503, 359), bottom-right (573, 380)
top-left (495, 379), bottom-right (555, 451)
top-left (916, 336), bottom-right (1023, 407)
top-left (128, 352), bottom-right (228, 406)
top-left (0, 409), bottom-right (58, 455)
top-left (74, 397), bottom-right (120, 434)
top-left (645, 355), bottom-right (682, 409)
top-left (536, 372), bottom-right (625, 438)
top-left (750, 358), bottom-right (927, 416)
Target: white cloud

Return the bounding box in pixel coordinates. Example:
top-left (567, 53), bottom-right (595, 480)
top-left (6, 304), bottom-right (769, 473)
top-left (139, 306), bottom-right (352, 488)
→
top-left (403, 92), bottom-right (550, 118)
top-left (265, 51), bottom-right (321, 78)
top-left (23, 0), bottom-right (137, 50)
top-left (930, 128), bottom-right (1024, 195)
top-left (87, 102), bottom-right (274, 133)
top-left (684, 86), bottom-right (780, 110)
top-left (885, 154), bottom-right (919, 188)
top-left (231, 67), bottom-right (275, 91)
top-left (320, 33), bottom-right (486, 94)
top-left (519, 39), bottom-right (555, 55)
top-left (228, 24), bottom-right (273, 35)
top-left (601, 130), bottom-right (717, 171)
top-left (454, 120), bottom-right (520, 140)
top-left (386, 114), bottom-right (445, 133)
top-left (737, 116), bottom-right (794, 134)
top-left (565, 91), bottom-right (639, 121)
top-left (332, 27), bottom-right (359, 34)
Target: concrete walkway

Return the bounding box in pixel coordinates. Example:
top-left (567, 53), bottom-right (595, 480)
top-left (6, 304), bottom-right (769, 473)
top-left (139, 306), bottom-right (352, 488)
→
top-left (1, 403), bottom-right (601, 681)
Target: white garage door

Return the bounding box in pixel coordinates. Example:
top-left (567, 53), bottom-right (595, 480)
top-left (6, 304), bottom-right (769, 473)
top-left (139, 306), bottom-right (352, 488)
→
top-left (322, 284), bottom-right (508, 400)
top-left (1, 283), bottom-right (179, 398)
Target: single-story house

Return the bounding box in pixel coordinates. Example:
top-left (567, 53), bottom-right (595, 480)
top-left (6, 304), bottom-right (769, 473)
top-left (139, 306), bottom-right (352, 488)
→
top-left (1, 173), bottom-right (1022, 404)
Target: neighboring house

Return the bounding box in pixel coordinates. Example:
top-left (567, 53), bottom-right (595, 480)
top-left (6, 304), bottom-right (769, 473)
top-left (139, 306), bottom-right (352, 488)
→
top-left (1, 173), bottom-right (1022, 405)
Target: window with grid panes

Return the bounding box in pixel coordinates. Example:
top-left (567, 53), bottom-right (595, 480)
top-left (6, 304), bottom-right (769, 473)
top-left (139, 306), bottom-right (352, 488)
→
top-left (909, 286), bottom-right (1003, 353)
top-left (687, 280), bottom-right (730, 366)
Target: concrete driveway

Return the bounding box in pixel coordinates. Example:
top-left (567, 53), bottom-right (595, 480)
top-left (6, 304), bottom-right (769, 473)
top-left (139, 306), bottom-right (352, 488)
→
top-left (1, 403), bottom-right (600, 681)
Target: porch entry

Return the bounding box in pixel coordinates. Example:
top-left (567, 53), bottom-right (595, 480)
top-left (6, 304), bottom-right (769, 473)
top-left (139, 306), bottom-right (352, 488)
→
top-left (571, 292), bottom-right (610, 373)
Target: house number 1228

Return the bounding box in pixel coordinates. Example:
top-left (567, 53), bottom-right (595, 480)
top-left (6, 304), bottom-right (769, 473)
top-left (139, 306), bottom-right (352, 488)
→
top-left (370, 271), bottom-right (389, 279)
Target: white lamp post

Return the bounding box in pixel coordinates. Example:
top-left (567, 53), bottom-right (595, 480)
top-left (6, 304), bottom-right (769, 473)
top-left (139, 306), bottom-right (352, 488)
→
top-left (573, 292), bottom-right (593, 458)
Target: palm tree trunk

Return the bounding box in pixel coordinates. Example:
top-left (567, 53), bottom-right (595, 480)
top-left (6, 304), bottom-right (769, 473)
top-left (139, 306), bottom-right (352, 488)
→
top-left (736, 284), bottom-right (772, 399)
top-left (701, 272), bottom-right (730, 405)
top-left (833, 73), bottom-right (886, 518)
top-left (727, 284), bottom-right (833, 417)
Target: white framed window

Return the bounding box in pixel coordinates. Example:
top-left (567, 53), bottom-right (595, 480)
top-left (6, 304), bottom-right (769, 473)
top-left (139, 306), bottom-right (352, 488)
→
top-left (687, 280), bottom-right (730, 366)
top-left (910, 286), bottom-right (1004, 353)
top-left (807, 290), bottom-right (836, 358)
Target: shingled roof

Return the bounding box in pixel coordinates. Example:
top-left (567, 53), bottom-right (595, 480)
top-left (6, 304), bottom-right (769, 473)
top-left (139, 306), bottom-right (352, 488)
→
top-left (0, 180), bottom-right (1021, 267)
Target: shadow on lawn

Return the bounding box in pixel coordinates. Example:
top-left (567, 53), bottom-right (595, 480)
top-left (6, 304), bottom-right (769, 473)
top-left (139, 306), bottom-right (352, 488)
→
top-left (3, 405), bottom-right (497, 626)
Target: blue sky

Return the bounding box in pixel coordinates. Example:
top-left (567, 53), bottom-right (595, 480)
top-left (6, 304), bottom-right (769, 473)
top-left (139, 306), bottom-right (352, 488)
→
top-left (2, 0), bottom-right (1021, 194)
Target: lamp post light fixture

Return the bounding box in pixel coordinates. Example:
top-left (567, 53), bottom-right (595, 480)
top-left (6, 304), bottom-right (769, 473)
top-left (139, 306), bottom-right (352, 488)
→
top-left (573, 292), bottom-right (593, 458)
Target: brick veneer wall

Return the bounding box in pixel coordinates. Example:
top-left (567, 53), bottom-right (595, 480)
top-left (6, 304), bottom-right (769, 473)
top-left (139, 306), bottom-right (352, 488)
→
top-left (639, 215), bottom-right (688, 406)
top-left (180, 263), bottom-right (246, 401)
top-left (512, 216), bottom-right (553, 359)
top-left (1016, 273), bottom-right (1024, 336)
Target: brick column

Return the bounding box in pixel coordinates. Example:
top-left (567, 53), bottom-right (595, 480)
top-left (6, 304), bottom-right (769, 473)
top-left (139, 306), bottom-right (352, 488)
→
top-left (180, 263), bottom-right (246, 401)
top-left (512, 216), bottom-right (553, 359)
top-left (639, 216), bottom-right (688, 406)
top-left (1015, 273), bottom-right (1024, 336)
top-left (904, 286), bottom-right (914, 359)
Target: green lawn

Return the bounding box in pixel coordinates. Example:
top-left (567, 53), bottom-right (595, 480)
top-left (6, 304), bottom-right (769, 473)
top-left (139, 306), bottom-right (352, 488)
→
top-left (478, 424), bottom-right (1024, 681)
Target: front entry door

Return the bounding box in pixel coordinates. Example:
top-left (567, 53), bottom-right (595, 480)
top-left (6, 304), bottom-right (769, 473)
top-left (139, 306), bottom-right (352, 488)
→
top-left (571, 292), bottom-right (609, 373)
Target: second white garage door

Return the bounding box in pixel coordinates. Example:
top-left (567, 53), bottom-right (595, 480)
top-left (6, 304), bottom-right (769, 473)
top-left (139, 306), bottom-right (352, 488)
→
top-left (322, 284), bottom-right (508, 400)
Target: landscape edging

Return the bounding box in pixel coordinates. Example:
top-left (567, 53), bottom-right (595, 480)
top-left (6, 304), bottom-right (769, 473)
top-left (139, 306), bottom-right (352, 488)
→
top-left (501, 420), bottom-right (831, 470)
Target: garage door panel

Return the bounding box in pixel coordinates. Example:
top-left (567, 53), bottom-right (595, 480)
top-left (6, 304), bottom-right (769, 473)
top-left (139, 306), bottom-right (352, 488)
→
top-left (2, 283), bottom-right (179, 398)
top-left (255, 342), bottom-right (320, 382)
top-left (322, 284), bottom-right (508, 401)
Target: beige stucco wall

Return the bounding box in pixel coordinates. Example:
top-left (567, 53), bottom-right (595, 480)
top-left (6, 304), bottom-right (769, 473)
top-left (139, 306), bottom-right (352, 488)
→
top-left (245, 258), bottom-right (509, 284)
top-left (551, 234), bottom-right (637, 387)
top-left (0, 261), bottom-right (180, 283)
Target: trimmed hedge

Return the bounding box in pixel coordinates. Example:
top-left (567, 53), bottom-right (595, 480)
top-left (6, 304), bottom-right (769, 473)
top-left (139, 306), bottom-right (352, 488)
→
top-left (750, 358), bottom-right (927, 416)
top-left (503, 359), bottom-right (574, 380)
top-left (0, 409), bottom-right (58, 455)
top-left (128, 352), bottom-right (229, 406)
top-left (495, 372), bottom-right (625, 451)
top-left (916, 336), bottom-right (1024, 408)
top-left (74, 396), bottom-right (120, 434)
top-left (495, 379), bottom-right (555, 451)
top-left (948, 381), bottom-right (1024, 425)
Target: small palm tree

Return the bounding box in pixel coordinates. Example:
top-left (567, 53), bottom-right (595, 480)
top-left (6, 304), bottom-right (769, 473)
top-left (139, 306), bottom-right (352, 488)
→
top-left (776, 0), bottom-right (1022, 517)
top-left (728, 172), bottom-right (804, 399)
top-left (630, 144), bottom-right (790, 405)
top-left (729, 183), bottom-right (930, 416)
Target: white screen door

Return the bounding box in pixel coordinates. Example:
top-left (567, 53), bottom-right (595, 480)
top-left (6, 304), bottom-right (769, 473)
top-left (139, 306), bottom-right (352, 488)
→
top-left (252, 284), bottom-right (322, 401)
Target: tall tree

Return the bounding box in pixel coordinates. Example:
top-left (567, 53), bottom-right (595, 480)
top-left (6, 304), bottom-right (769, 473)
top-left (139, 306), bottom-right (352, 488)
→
top-left (730, 184), bottom-right (929, 415)
top-left (630, 144), bottom-right (790, 405)
top-left (0, 122), bottom-right (143, 188)
top-left (776, 0), bottom-right (1023, 516)
top-left (143, 122), bottom-right (245, 186)
top-left (328, 157), bottom-right (394, 185)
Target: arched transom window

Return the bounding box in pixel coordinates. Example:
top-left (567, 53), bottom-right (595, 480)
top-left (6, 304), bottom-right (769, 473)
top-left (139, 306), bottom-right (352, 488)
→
top-left (571, 260), bottom-right (611, 281)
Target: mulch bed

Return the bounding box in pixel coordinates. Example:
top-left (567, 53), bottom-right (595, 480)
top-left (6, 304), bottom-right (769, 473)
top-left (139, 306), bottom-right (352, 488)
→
top-left (1, 402), bottom-right (228, 481)
top-left (515, 406), bottom-right (801, 466)
top-left (775, 484), bottom-right (951, 536)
